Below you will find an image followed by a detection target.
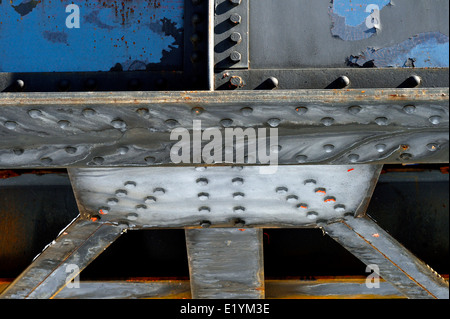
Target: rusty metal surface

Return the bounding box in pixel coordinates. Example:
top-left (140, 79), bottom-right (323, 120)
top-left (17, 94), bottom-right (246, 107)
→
top-left (0, 88), bottom-right (448, 168)
top-left (0, 217), bottom-right (126, 299)
top-left (323, 216), bottom-right (450, 299)
top-left (67, 165), bottom-right (382, 229)
top-left (185, 228), bottom-right (265, 299)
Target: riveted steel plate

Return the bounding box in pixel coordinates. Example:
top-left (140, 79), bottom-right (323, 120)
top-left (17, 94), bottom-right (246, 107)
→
top-left (214, 0), bottom-right (249, 69)
top-left (68, 165), bottom-right (382, 229)
top-left (0, 89), bottom-right (448, 168)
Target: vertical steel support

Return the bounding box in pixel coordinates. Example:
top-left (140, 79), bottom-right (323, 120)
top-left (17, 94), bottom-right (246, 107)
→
top-left (323, 216), bottom-right (449, 299)
top-left (0, 217), bottom-right (125, 299)
top-left (185, 228), bottom-right (265, 299)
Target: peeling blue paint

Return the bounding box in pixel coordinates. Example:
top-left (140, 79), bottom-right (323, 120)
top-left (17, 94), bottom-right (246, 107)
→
top-left (348, 32), bottom-right (449, 68)
top-left (0, 0), bottom-right (184, 72)
top-left (330, 0), bottom-right (391, 41)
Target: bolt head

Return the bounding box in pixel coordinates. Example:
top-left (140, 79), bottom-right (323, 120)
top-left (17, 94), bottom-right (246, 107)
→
top-left (230, 51), bottom-right (242, 62)
top-left (230, 13), bottom-right (242, 24)
top-left (229, 0), bottom-right (241, 5)
top-left (229, 75), bottom-right (243, 88)
top-left (230, 32), bottom-right (242, 43)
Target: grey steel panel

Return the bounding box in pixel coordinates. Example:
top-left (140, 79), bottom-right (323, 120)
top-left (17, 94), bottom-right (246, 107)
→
top-left (185, 228), bottom-right (264, 299)
top-left (0, 217), bottom-right (125, 299)
top-left (214, 0), bottom-right (249, 69)
top-left (0, 89), bottom-right (448, 168)
top-left (249, 0), bottom-right (449, 69)
top-left (323, 216), bottom-right (450, 299)
top-left (67, 165), bottom-right (381, 228)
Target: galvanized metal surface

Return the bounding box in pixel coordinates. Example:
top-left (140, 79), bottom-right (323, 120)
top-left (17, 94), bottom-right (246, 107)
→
top-left (67, 165), bottom-right (381, 228)
top-left (0, 217), bottom-right (125, 299)
top-left (323, 216), bottom-right (450, 299)
top-left (186, 228), bottom-right (264, 299)
top-left (0, 89), bottom-right (447, 168)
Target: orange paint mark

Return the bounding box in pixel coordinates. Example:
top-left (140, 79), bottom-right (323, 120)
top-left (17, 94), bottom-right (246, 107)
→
top-left (238, 229), bottom-right (246, 232)
top-left (90, 217), bottom-right (99, 222)
top-left (372, 233), bottom-right (380, 238)
top-left (348, 168), bottom-right (355, 172)
top-left (325, 198), bottom-right (336, 203)
top-left (99, 209), bottom-right (107, 215)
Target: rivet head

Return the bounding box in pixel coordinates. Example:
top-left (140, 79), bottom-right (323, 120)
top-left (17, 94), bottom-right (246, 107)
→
top-left (145, 156), bottom-right (156, 164)
top-left (124, 181), bottom-right (137, 189)
top-left (111, 119), bottom-right (126, 129)
top-left (233, 192), bottom-right (245, 200)
top-left (400, 153), bottom-right (413, 161)
top-left (408, 75), bottom-right (422, 87)
top-left (304, 179), bottom-right (317, 186)
top-left (268, 77), bottom-right (279, 88)
top-left (198, 193), bottom-right (210, 201)
top-left (136, 108), bottom-right (149, 117)
top-left (233, 206), bottom-right (246, 214)
top-left (276, 186), bottom-right (288, 194)
top-left (286, 195), bottom-right (299, 203)
top-left (165, 119), bottom-right (180, 128)
top-left (40, 157), bottom-right (52, 164)
top-left (375, 117), bottom-right (389, 126)
top-left (230, 76), bottom-right (244, 88)
top-left (136, 205), bottom-right (147, 212)
top-left (196, 178), bottom-right (209, 186)
top-left (15, 79), bottom-right (25, 91)
top-left (229, 51), bottom-right (242, 62)
top-left (13, 149), bottom-right (24, 156)
top-left (116, 189), bottom-right (128, 197)
top-left (229, 0), bottom-right (241, 5)
top-left (324, 196), bottom-right (337, 203)
top-left (240, 107), bottom-right (253, 116)
top-left (338, 76), bottom-right (350, 88)
top-left (58, 120), bottom-right (71, 129)
top-left (426, 143), bottom-right (439, 152)
top-left (295, 107), bottom-right (308, 115)
top-left (154, 188), bottom-right (166, 195)
top-left (375, 144), bottom-right (387, 153)
top-left (306, 211), bottom-right (319, 220)
top-left (403, 105), bottom-right (416, 114)
top-left (323, 144), bottom-right (335, 153)
top-left (65, 146), bottom-right (77, 154)
top-left (296, 155), bottom-right (308, 163)
top-left (429, 116), bottom-right (441, 125)
top-left (267, 118), bottom-right (281, 128)
top-left (199, 207), bottom-right (211, 214)
top-left (232, 177), bottom-right (244, 186)
top-left (234, 218), bottom-right (245, 227)
top-left (297, 203), bottom-right (308, 209)
top-left (28, 109), bottom-right (42, 118)
top-left (315, 188), bottom-right (327, 195)
top-left (192, 107), bottom-right (204, 115)
top-left (4, 121), bottom-right (18, 130)
top-left (82, 108), bottom-right (96, 117)
top-left (230, 32), bottom-right (242, 43)
top-left (200, 220), bottom-right (212, 228)
top-left (118, 146), bottom-right (129, 155)
top-left (321, 117), bottom-right (334, 126)
top-left (229, 13), bottom-right (241, 24)
top-left (144, 196), bottom-right (157, 204)
top-left (348, 105), bottom-right (362, 115)
top-left (92, 157), bottom-right (105, 165)
top-left (107, 198), bottom-right (118, 206)
top-left (126, 213), bottom-right (139, 221)
top-left (334, 204), bottom-right (346, 213)
top-left (220, 119), bottom-right (234, 127)
top-left (348, 154), bottom-right (360, 163)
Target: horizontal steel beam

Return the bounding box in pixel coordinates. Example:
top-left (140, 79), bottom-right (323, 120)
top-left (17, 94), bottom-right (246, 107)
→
top-left (323, 216), bottom-right (449, 299)
top-left (0, 88), bottom-right (448, 168)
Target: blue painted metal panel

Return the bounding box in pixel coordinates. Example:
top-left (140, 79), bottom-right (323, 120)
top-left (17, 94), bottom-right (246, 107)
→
top-left (0, 0), bottom-right (184, 72)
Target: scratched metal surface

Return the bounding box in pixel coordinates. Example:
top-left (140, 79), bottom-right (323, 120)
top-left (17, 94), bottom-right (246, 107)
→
top-left (67, 165), bottom-right (381, 228)
top-left (0, 89), bottom-right (448, 168)
top-left (0, 0), bottom-right (184, 72)
top-left (249, 0), bottom-right (449, 69)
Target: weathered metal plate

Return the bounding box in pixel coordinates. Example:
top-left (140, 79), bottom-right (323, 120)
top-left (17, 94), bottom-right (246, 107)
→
top-left (0, 217), bottom-right (125, 299)
top-left (186, 228), bottom-right (264, 299)
top-left (324, 216), bottom-right (450, 299)
top-left (67, 165), bottom-right (381, 228)
top-left (0, 0), bottom-right (185, 73)
top-left (0, 89), bottom-right (448, 168)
